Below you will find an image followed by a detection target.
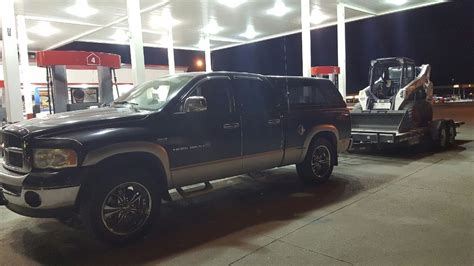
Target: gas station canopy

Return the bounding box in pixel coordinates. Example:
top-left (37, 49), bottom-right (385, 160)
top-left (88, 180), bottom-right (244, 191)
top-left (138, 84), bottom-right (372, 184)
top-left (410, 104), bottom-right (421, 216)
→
top-left (0, 0), bottom-right (446, 52)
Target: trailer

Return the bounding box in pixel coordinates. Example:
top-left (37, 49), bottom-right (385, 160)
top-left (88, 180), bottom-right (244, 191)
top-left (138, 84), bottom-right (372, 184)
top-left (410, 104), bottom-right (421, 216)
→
top-left (350, 57), bottom-right (462, 150)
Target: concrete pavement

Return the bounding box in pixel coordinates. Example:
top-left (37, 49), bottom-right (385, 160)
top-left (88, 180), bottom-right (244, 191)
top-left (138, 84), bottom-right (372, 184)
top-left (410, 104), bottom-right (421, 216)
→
top-left (0, 104), bottom-right (472, 265)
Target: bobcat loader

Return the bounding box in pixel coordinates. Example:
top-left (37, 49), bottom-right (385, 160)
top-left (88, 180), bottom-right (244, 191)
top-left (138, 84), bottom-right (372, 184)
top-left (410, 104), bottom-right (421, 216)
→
top-left (351, 57), bottom-right (460, 150)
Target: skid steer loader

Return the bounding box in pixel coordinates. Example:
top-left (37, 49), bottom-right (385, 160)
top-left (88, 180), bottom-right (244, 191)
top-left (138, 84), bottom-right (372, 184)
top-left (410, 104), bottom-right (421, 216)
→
top-left (351, 57), bottom-right (460, 149)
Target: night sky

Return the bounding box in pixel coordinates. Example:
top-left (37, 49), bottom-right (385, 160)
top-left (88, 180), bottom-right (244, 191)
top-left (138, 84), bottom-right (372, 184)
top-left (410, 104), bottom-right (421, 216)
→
top-left (58, 0), bottom-right (473, 94)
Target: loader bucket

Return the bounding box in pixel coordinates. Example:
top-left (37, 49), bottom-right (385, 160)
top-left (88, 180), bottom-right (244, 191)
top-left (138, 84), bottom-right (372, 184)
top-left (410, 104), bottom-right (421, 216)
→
top-left (351, 110), bottom-right (413, 133)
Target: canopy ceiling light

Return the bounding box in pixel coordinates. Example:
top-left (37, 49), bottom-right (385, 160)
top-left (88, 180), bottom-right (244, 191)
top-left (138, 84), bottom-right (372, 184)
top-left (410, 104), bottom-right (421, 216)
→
top-left (65, 0), bottom-right (98, 18)
top-left (310, 8), bottom-right (329, 25)
top-left (217, 0), bottom-right (247, 8)
top-left (386, 0), bottom-right (409, 5)
top-left (240, 24), bottom-right (259, 39)
top-left (203, 18), bottom-right (223, 35)
top-left (110, 29), bottom-right (129, 42)
top-left (197, 36), bottom-right (210, 49)
top-left (150, 10), bottom-right (180, 29)
top-left (266, 0), bottom-right (291, 17)
top-left (157, 34), bottom-right (172, 46)
top-left (28, 22), bottom-right (60, 37)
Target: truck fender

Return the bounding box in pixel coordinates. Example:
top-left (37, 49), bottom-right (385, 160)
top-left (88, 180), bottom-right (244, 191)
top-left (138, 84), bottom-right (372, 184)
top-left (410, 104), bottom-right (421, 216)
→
top-left (82, 141), bottom-right (172, 188)
top-left (299, 125), bottom-right (339, 163)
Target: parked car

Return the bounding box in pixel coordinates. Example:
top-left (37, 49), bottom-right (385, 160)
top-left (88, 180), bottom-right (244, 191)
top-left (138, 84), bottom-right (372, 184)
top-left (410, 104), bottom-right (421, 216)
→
top-left (0, 72), bottom-right (351, 244)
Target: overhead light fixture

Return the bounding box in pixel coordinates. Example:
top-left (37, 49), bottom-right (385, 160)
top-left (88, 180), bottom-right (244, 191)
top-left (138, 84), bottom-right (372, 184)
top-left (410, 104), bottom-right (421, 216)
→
top-left (203, 18), bottom-right (223, 35)
top-left (217, 0), bottom-right (247, 8)
top-left (28, 22), bottom-right (60, 37)
top-left (266, 0), bottom-right (291, 17)
top-left (386, 0), bottom-right (408, 5)
top-left (240, 24), bottom-right (259, 39)
top-left (110, 29), bottom-right (129, 42)
top-left (157, 34), bottom-right (172, 46)
top-left (65, 0), bottom-right (98, 18)
top-left (310, 8), bottom-right (329, 25)
top-left (150, 13), bottom-right (180, 29)
top-left (197, 37), bottom-right (210, 50)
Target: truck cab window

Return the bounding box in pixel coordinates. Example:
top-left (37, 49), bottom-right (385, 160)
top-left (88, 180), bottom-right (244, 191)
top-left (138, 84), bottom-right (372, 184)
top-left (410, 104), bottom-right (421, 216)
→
top-left (185, 78), bottom-right (232, 113)
top-left (287, 80), bottom-right (328, 107)
top-left (233, 78), bottom-right (279, 113)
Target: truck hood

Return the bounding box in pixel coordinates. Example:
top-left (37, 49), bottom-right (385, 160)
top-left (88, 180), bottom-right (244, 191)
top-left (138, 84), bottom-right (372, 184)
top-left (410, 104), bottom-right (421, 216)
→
top-left (8, 107), bottom-right (149, 137)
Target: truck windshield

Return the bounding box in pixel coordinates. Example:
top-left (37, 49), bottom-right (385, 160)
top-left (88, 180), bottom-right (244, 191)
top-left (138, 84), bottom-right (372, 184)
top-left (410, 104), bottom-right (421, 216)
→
top-left (112, 75), bottom-right (194, 111)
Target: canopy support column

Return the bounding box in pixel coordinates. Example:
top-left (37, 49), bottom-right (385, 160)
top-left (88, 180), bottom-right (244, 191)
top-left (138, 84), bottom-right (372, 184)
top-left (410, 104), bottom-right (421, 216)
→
top-left (337, 2), bottom-right (347, 98)
top-left (1, 0), bottom-right (23, 122)
top-left (126, 0), bottom-right (146, 85)
top-left (301, 0), bottom-right (311, 77)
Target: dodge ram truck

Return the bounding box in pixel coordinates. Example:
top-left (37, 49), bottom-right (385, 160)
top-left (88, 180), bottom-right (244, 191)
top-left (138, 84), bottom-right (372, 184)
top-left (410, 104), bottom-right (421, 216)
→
top-left (0, 72), bottom-right (351, 244)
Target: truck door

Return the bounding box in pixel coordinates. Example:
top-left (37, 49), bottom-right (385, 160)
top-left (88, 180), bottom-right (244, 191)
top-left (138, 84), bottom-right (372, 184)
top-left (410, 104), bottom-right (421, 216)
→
top-left (232, 76), bottom-right (284, 172)
top-left (170, 76), bottom-right (242, 187)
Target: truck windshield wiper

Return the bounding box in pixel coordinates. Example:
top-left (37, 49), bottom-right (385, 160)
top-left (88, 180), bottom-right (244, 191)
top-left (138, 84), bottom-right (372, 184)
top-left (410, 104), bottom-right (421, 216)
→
top-left (113, 100), bottom-right (138, 106)
top-left (113, 101), bottom-right (140, 112)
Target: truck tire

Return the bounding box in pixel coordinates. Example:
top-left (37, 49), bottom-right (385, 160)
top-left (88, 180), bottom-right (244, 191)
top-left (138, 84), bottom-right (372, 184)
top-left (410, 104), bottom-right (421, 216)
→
top-left (296, 138), bottom-right (335, 185)
top-left (80, 169), bottom-right (160, 245)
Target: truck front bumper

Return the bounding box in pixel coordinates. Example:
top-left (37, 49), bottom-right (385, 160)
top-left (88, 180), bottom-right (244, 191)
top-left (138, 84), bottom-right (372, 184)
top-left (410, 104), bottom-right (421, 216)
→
top-left (0, 160), bottom-right (81, 218)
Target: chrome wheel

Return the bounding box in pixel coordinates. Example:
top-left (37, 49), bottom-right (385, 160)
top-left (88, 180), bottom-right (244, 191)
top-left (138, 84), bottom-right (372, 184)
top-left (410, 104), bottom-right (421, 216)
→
top-left (101, 182), bottom-right (152, 236)
top-left (310, 145), bottom-right (331, 178)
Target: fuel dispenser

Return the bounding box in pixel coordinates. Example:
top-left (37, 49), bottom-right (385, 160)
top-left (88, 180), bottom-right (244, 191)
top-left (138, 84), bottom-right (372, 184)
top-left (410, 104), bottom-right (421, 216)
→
top-left (36, 50), bottom-right (121, 114)
top-left (311, 66), bottom-right (340, 88)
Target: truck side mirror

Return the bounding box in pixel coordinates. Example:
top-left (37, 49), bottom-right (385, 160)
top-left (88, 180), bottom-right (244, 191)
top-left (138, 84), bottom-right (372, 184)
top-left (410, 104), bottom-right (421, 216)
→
top-left (184, 96), bottom-right (207, 113)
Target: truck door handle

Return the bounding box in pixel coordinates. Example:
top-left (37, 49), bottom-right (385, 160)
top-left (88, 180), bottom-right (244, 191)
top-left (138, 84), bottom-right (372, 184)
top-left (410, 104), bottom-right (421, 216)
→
top-left (223, 123), bottom-right (240, 129)
top-left (267, 119), bottom-right (281, 125)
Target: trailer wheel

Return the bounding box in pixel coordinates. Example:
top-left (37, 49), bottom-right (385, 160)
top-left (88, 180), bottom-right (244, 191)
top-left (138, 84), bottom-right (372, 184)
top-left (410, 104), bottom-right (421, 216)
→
top-left (446, 122), bottom-right (456, 147)
top-left (435, 122), bottom-right (449, 150)
top-left (296, 138), bottom-right (335, 185)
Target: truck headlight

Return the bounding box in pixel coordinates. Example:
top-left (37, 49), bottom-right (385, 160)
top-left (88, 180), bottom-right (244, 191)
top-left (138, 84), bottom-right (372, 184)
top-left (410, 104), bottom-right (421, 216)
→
top-left (33, 149), bottom-right (78, 169)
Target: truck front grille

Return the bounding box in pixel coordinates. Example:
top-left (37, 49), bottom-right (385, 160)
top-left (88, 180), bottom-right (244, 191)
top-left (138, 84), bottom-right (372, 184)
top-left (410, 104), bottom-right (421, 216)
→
top-left (5, 151), bottom-right (23, 168)
top-left (2, 132), bottom-right (30, 173)
top-left (3, 133), bottom-right (23, 148)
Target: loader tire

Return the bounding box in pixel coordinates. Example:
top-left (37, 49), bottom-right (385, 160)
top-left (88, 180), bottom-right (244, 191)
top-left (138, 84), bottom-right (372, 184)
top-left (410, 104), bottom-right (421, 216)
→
top-left (403, 102), bottom-right (421, 128)
top-left (418, 101), bottom-right (433, 126)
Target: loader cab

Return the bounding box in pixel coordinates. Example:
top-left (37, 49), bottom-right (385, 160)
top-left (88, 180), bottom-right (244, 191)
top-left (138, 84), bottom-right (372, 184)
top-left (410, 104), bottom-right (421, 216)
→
top-left (369, 58), bottom-right (416, 101)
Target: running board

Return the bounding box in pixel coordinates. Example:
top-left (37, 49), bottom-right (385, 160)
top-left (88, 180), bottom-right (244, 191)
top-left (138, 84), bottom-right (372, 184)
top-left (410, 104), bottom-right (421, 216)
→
top-left (176, 182), bottom-right (213, 198)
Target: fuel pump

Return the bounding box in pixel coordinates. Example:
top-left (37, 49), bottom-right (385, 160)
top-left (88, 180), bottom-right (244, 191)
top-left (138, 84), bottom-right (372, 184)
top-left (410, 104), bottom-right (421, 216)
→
top-left (311, 66), bottom-right (340, 88)
top-left (36, 50), bottom-right (121, 114)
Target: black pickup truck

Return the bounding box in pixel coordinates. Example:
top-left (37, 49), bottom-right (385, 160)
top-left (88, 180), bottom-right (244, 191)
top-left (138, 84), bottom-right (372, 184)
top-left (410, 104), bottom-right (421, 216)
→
top-left (0, 72), bottom-right (351, 244)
